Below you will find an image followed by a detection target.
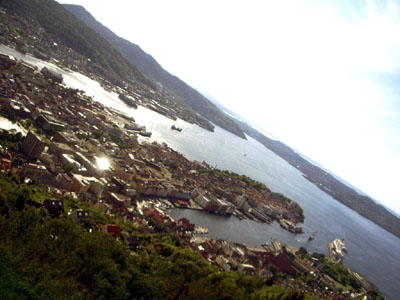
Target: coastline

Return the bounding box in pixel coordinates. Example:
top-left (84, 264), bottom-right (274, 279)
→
top-left (0, 45), bottom-right (388, 299)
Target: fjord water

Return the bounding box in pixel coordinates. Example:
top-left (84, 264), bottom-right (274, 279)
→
top-left (2, 45), bottom-right (399, 299)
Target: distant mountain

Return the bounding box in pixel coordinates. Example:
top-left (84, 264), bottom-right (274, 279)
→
top-left (0, 0), bottom-right (240, 136)
top-left (209, 91), bottom-right (400, 236)
top-left (200, 91), bottom-right (242, 120)
top-left (0, 0), bottom-right (154, 88)
top-left (64, 4), bottom-right (246, 139)
top-left (234, 118), bottom-right (400, 239)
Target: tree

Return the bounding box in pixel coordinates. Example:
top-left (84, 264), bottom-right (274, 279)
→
top-left (64, 163), bottom-right (74, 173)
top-left (270, 264), bottom-right (278, 275)
top-left (12, 154), bottom-right (25, 166)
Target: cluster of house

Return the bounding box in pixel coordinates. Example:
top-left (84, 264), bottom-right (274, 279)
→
top-left (140, 205), bottom-right (196, 233)
top-left (0, 54), bottom-right (220, 240)
top-left (0, 9), bottom-right (216, 131)
top-left (187, 237), bottom-right (374, 300)
top-left (191, 188), bottom-right (235, 216)
top-left (0, 51), bottom-right (380, 300)
top-left (1, 51), bottom-right (306, 233)
top-left (142, 141), bottom-right (305, 227)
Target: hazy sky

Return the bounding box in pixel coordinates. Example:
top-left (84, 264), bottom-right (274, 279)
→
top-left (58, 0), bottom-right (400, 215)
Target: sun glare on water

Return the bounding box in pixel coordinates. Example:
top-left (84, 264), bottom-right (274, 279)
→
top-left (96, 157), bottom-right (110, 170)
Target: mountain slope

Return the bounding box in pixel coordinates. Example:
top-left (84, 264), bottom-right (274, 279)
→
top-left (0, 0), bottom-right (223, 132)
top-left (234, 119), bottom-right (400, 239)
top-left (64, 4), bottom-right (246, 139)
top-left (0, 0), bottom-right (154, 88)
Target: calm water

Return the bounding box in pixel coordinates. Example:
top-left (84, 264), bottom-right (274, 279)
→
top-left (2, 45), bottom-right (399, 299)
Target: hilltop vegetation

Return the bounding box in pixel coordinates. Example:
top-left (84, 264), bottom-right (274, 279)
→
top-left (0, 0), bottom-right (153, 88)
top-left (0, 173), bottom-right (319, 300)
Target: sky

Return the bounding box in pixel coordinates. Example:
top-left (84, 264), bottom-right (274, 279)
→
top-left (58, 0), bottom-right (400, 215)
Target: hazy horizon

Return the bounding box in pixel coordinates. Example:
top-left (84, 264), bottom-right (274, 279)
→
top-left (58, 0), bottom-right (400, 215)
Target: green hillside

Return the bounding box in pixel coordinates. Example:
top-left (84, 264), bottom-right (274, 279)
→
top-left (0, 173), bottom-right (318, 300)
top-left (0, 0), bottom-right (157, 87)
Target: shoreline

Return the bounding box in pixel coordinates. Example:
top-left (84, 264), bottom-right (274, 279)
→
top-left (0, 45), bottom-right (386, 299)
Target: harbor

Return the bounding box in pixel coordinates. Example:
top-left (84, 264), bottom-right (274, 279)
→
top-left (1, 44), bottom-right (399, 299)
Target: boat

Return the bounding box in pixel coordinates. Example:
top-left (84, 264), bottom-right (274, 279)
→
top-left (278, 218), bottom-right (303, 233)
top-left (194, 227), bottom-right (209, 234)
top-left (171, 125), bottom-right (182, 132)
top-left (118, 93), bottom-right (138, 108)
top-left (309, 231), bottom-right (318, 241)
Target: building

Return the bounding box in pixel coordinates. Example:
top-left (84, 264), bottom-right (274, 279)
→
top-left (106, 224), bottom-right (120, 236)
top-left (41, 67), bottom-right (63, 83)
top-left (53, 131), bottom-right (79, 147)
top-left (120, 184), bottom-right (136, 197)
top-left (0, 158), bottom-right (12, 171)
top-left (35, 114), bottom-right (66, 132)
top-left (70, 174), bottom-right (91, 194)
top-left (49, 142), bottom-right (75, 157)
top-left (238, 264), bottom-right (256, 275)
top-left (24, 163), bottom-right (48, 181)
top-left (60, 153), bottom-right (81, 171)
top-left (70, 209), bottom-right (90, 225)
top-left (215, 255), bottom-right (231, 272)
top-left (56, 173), bottom-right (73, 190)
top-left (194, 194), bottom-right (211, 208)
top-left (0, 54), bottom-right (17, 69)
top-left (167, 189), bottom-right (191, 201)
top-left (86, 177), bottom-right (107, 198)
top-left (21, 131), bottom-right (46, 161)
top-left (42, 199), bottom-right (64, 217)
top-left (109, 192), bottom-right (131, 208)
top-left (4, 98), bottom-right (32, 119)
top-left (75, 152), bottom-right (97, 176)
top-left (178, 218), bottom-right (195, 231)
top-left (115, 165), bottom-right (135, 181)
top-left (233, 195), bottom-right (246, 208)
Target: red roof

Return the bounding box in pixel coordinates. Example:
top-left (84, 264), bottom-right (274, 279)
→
top-left (106, 224), bottom-right (120, 236)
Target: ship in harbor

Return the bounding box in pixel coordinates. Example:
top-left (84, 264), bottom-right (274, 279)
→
top-left (309, 231), bottom-right (318, 241)
top-left (171, 125), bottom-right (183, 132)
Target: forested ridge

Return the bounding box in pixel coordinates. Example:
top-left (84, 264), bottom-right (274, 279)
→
top-left (0, 0), bottom-right (153, 87)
